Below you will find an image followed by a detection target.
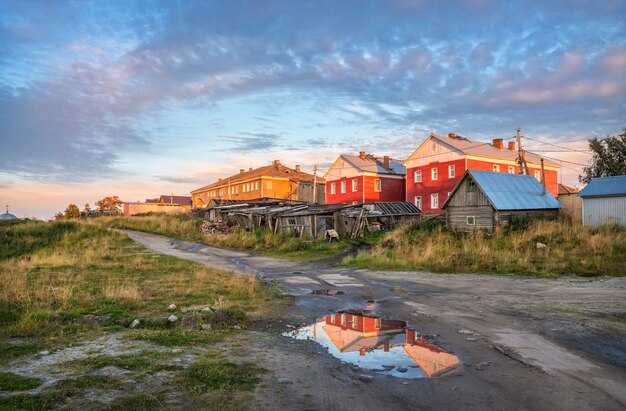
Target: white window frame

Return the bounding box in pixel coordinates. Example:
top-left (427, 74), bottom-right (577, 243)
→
top-left (534, 170), bottom-right (541, 181)
top-left (508, 166), bottom-right (515, 174)
top-left (352, 179), bottom-right (358, 192)
top-left (467, 216), bottom-right (475, 226)
top-left (493, 164), bottom-right (500, 172)
top-left (341, 181), bottom-right (347, 194)
top-left (414, 170), bottom-right (422, 183)
top-left (432, 167), bottom-right (438, 181)
top-left (330, 182), bottom-right (336, 195)
top-left (414, 196), bottom-right (422, 210)
top-left (431, 193), bottom-right (439, 209)
top-left (448, 165), bottom-right (455, 178)
top-left (374, 179), bottom-right (381, 192)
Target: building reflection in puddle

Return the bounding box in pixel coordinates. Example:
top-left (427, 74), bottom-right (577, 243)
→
top-left (284, 310), bottom-right (461, 379)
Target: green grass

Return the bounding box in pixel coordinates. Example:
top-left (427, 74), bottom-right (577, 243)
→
top-left (344, 220), bottom-right (626, 276)
top-left (128, 329), bottom-right (232, 347)
top-left (0, 394), bottom-right (49, 410)
top-left (178, 357), bottom-right (263, 393)
top-left (110, 393), bottom-right (164, 410)
top-left (0, 344), bottom-right (38, 362)
top-left (0, 372), bottom-right (42, 391)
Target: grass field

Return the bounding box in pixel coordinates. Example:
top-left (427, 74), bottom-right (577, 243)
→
top-left (344, 220), bottom-right (626, 276)
top-left (0, 219), bottom-right (286, 409)
top-left (97, 215), bottom-right (347, 261)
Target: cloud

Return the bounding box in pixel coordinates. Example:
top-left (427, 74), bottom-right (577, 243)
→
top-left (218, 132), bottom-right (282, 151)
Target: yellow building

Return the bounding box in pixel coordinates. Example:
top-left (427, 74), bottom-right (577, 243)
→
top-left (191, 160), bottom-right (325, 207)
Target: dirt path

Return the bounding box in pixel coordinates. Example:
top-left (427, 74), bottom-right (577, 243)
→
top-left (121, 230), bottom-right (626, 411)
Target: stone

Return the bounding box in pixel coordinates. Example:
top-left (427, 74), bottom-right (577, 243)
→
top-left (458, 329), bottom-right (474, 334)
top-left (536, 242), bottom-right (547, 249)
top-left (130, 319), bottom-right (141, 328)
top-left (466, 337), bottom-right (478, 341)
top-left (201, 307), bottom-right (213, 313)
top-left (201, 323), bottom-right (212, 331)
top-left (168, 315), bottom-right (179, 323)
top-left (172, 348), bottom-right (183, 354)
top-left (358, 374), bottom-right (373, 382)
top-left (396, 367), bottom-right (408, 373)
top-left (168, 304), bottom-right (177, 310)
top-left (233, 325), bottom-right (242, 330)
top-left (475, 361), bottom-right (489, 371)
top-left (38, 350), bottom-right (50, 356)
top-left (277, 377), bottom-right (291, 385)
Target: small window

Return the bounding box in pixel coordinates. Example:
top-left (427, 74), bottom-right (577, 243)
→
top-left (341, 181), bottom-right (347, 193)
top-left (414, 196), bottom-right (422, 210)
top-left (467, 216), bottom-right (475, 226)
top-left (508, 166), bottom-right (515, 174)
top-left (534, 170), bottom-right (541, 181)
top-left (330, 314), bottom-right (336, 323)
top-left (467, 179), bottom-right (476, 192)
top-left (330, 183), bottom-right (336, 195)
top-left (352, 179), bottom-right (358, 192)
top-left (288, 218), bottom-right (296, 225)
top-left (352, 317), bottom-right (358, 329)
top-left (267, 181), bottom-right (273, 189)
top-left (432, 168), bottom-right (438, 181)
top-left (431, 193), bottom-right (439, 209)
top-left (414, 170), bottom-right (422, 183)
top-left (493, 164), bottom-right (500, 172)
top-left (374, 318), bottom-right (381, 329)
top-left (255, 181), bottom-right (259, 190)
top-left (448, 165), bottom-right (455, 178)
top-left (341, 314), bottom-right (347, 326)
top-left (374, 179), bottom-right (381, 192)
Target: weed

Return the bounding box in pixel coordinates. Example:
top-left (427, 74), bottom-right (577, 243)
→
top-left (0, 372), bottom-right (42, 391)
top-left (129, 329), bottom-right (232, 347)
top-left (178, 358), bottom-right (263, 393)
top-left (110, 392), bottom-right (164, 410)
top-left (0, 394), bottom-right (48, 410)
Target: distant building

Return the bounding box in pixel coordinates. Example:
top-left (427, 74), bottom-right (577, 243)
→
top-left (324, 152), bottom-right (405, 205)
top-left (404, 133), bottom-right (560, 214)
top-left (122, 195), bottom-right (192, 216)
top-left (0, 205), bottom-right (18, 220)
top-left (557, 183), bottom-right (582, 222)
top-left (191, 160), bottom-right (324, 207)
top-left (578, 175), bottom-right (626, 228)
top-left (442, 170), bottom-right (560, 231)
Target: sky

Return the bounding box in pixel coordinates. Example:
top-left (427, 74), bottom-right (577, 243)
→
top-left (1, 0), bottom-right (625, 219)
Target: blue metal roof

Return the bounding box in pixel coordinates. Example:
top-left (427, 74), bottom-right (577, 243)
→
top-left (578, 175), bottom-right (626, 197)
top-left (467, 170), bottom-right (561, 210)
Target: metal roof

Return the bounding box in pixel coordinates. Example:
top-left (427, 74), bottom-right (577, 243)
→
top-left (578, 175), bottom-right (626, 198)
top-left (365, 202), bottom-right (421, 215)
top-left (0, 212), bottom-right (17, 220)
top-left (341, 154), bottom-right (406, 175)
top-left (447, 170), bottom-right (561, 211)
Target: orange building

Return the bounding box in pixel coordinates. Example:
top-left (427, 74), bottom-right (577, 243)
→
top-left (191, 160), bottom-right (325, 208)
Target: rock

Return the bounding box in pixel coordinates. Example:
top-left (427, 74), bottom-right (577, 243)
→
top-left (358, 374), bottom-right (373, 382)
top-left (201, 323), bottom-right (212, 331)
top-left (536, 242), bottom-right (547, 249)
top-left (38, 350), bottom-right (50, 356)
top-left (475, 361), bottom-right (489, 371)
top-left (130, 319), bottom-right (141, 328)
top-left (402, 381), bottom-right (410, 385)
top-left (168, 315), bottom-right (179, 323)
top-left (277, 377), bottom-right (291, 385)
top-left (396, 367), bottom-right (408, 373)
top-left (382, 365), bottom-right (395, 371)
top-left (168, 304), bottom-right (177, 310)
top-left (233, 325), bottom-right (242, 330)
top-left (458, 329), bottom-right (474, 334)
top-left (181, 316), bottom-right (201, 328)
top-left (171, 348), bottom-right (183, 354)
top-left (78, 315), bottom-right (110, 327)
top-left (466, 337), bottom-right (478, 341)
top-left (201, 307), bottom-right (213, 313)
top-left (181, 308), bottom-right (188, 313)
top-left (175, 358), bottom-right (182, 363)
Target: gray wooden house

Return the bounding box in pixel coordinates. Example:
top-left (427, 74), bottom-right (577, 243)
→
top-left (578, 175), bottom-right (626, 228)
top-left (442, 170), bottom-right (560, 231)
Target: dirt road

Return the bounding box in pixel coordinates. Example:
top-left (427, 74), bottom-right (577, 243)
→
top-left (121, 230), bottom-right (626, 411)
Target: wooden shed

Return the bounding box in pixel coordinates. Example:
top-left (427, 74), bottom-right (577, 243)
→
top-left (442, 170), bottom-right (561, 231)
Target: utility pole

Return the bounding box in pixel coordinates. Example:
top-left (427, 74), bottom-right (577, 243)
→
top-left (541, 158), bottom-right (546, 196)
top-left (516, 128), bottom-right (530, 175)
top-left (312, 165), bottom-right (318, 204)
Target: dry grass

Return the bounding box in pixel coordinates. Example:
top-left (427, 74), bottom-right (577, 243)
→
top-left (345, 220), bottom-right (626, 276)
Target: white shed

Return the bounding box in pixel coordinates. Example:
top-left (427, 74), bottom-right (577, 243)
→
top-left (578, 175), bottom-right (626, 228)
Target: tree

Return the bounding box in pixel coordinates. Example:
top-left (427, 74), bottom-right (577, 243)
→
top-left (96, 196), bottom-right (122, 211)
top-left (64, 204), bottom-right (80, 219)
top-left (81, 203), bottom-right (91, 217)
top-left (54, 212), bottom-right (65, 221)
top-left (580, 127), bottom-right (626, 183)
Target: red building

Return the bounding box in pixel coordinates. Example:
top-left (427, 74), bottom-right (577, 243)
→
top-left (404, 133), bottom-right (560, 214)
top-left (324, 152), bottom-right (405, 205)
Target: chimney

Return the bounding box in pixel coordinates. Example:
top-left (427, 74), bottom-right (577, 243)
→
top-left (383, 155), bottom-right (390, 169)
top-left (508, 141), bottom-right (516, 151)
top-left (249, 167), bottom-right (253, 171)
top-left (359, 347), bottom-right (367, 356)
top-left (273, 160), bottom-right (280, 166)
top-left (359, 151), bottom-right (366, 159)
top-left (240, 169), bottom-right (244, 174)
top-left (492, 138), bottom-right (504, 150)
top-left (448, 133), bottom-right (457, 138)
top-left (295, 165), bottom-right (300, 172)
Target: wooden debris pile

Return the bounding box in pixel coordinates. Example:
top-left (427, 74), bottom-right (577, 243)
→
top-left (200, 220), bottom-right (231, 235)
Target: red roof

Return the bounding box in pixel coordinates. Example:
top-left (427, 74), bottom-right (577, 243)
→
top-left (158, 195), bottom-right (192, 206)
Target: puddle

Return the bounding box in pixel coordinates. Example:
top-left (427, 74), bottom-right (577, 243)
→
top-left (284, 311), bottom-right (461, 379)
top-left (309, 289), bottom-right (345, 296)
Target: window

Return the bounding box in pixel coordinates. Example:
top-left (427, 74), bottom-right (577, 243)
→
top-left (534, 170), bottom-right (541, 181)
top-left (467, 178), bottom-right (476, 192)
top-left (493, 164), bottom-right (500, 172)
top-left (341, 314), bottom-right (347, 326)
top-left (448, 165), bottom-right (455, 178)
top-left (267, 181), bottom-right (273, 189)
top-left (508, 166), bottom-right (515, 174)
top-left (330, 182), bottom-right (336, 195)
top-left (414, 196), bottom-right (422, 210)
top-left (352, 317), bottom-right (358, 329)
top-left (330, 314), bottom-right (336, 323)
top-left (374, 318), bottom-right (381, 329)
top-left (431, 193), bottom-right (439, 209)
top-left (341, 181), bottom-right (347, 193)
top-left (467, 216), bottom-right (475, 226)
top-left (255, 181), bottom-right (259, 190)
top-left (288, 218), bottom-right (296, 225)
top-left (414, 170), bottom-right (422, 183)
top-left (374, 179), bottom-right (381, 192)
top-left (352, 179), bottom-right (358, 192)
top-left (243, 184), bottom-right (247, 193)
top-left (432, 168), bottom-right (438, 180)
